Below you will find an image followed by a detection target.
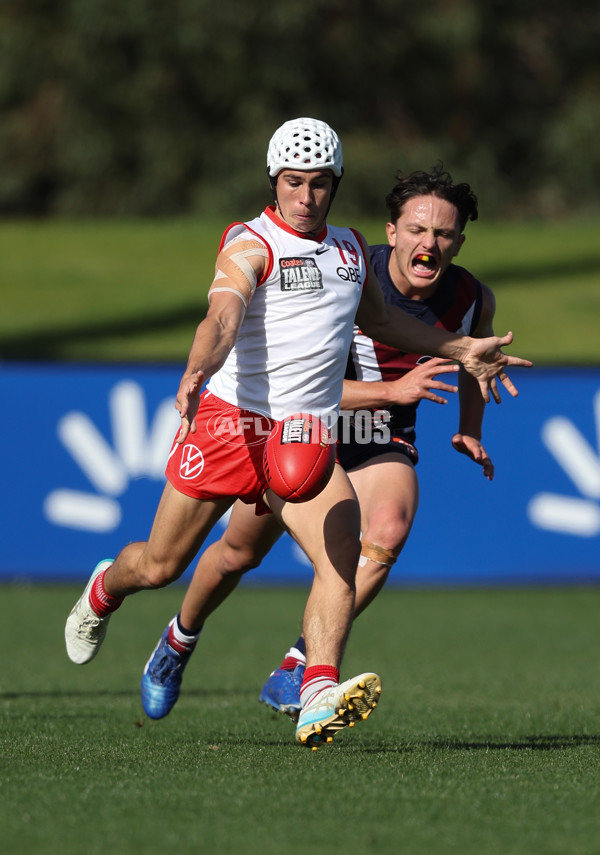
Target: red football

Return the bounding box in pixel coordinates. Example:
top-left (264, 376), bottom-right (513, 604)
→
top-left (263, 413), bottom-right (336, 502)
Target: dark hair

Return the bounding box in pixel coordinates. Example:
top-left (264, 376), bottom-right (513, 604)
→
top-left (385, 164), bottom-right (478, 232)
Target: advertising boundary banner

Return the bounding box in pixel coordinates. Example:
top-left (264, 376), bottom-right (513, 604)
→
top-left (1, 362), bottom-right (599, 586)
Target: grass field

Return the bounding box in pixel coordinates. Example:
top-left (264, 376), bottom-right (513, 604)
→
top-left (3, 584), bottom-right (600, 855)
top-left (2, 217), bottom-right (599, 852)
top-left (1, 216), bottom-right (600, 364)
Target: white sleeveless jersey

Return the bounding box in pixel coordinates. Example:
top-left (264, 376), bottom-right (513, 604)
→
top-left (207, 206), bottom-right (367, 423)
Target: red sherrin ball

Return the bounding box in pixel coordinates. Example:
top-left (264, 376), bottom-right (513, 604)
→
top-left (263, 413), bottom-right (335, 502)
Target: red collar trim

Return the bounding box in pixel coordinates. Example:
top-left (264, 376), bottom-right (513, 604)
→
top-left (264, 205), bottom-right (328, 243)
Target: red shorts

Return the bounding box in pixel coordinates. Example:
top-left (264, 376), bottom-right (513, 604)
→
top-left (165, 391), bottom-right (276, 513)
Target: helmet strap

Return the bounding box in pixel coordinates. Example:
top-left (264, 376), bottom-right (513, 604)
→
top-left (326, 171), bottom-right (343, 216)
top-left (268, 172), bottom-right (287, 223)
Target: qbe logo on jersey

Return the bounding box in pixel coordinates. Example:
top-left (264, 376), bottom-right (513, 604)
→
top-left (279, 257), bottom-right (323, 291)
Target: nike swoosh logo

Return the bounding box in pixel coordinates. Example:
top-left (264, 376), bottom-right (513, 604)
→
top-left (315, 246), bottom-right (329, 255)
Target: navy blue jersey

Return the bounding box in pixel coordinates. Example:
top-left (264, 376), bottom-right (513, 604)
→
top-left (346, 243), bottom-right (483, 442)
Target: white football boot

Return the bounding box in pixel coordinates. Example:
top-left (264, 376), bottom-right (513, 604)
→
top-left (65, 559), bottom-right (114, 664)
top-left (295, 672), bottom-right (382, 748)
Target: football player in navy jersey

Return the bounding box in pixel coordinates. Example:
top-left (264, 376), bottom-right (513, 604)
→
top-left (256, 165), bottom-right (500, 716)
top-left (70, 118), bottom-right (527, 747)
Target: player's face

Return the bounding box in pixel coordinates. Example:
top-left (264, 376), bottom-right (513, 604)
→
top-left (386, 195), bottom-right (465, 298)
top-left (274, 170), bottom-right (333, 235)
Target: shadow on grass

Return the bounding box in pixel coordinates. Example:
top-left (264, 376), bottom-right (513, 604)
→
top-left (0, 300), bottom-right (208, 360)
top-left (476, 255), bottom-right (600, 287)
top-left (0, 686), bottom-right (254, 701)
top-left (424, 734), bottom-right (600, 750)
top-left (367, 734), bottom-right (600, 754)
top-left (4, 690), bottom-right (599, 751)
top-left (5, 248), bottom-right (600, 360)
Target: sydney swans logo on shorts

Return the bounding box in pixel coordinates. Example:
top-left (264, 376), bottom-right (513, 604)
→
top-left (279, 257), bottom-right (323, 291)
top-left (179, 445), bottom-right (205, 479)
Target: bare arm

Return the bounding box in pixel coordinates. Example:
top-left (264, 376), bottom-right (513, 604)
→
top-left (340, 358), bottom-right (459, 410)
top-left (175, 236), bottom-right (268, 442)
top-left (354, 233), bottom-right (531, 402)
top-left (451, 283), bottom-right (496, 480)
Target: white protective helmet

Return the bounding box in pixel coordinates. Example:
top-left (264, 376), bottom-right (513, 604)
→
top-left (267, 117), bottom-right (343, 178)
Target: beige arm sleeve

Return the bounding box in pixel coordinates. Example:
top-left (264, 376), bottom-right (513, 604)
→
top-left (208, 235), bottom-right (269, 308)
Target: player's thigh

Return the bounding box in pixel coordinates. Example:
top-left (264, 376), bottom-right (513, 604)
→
top-left (348, 454), bottom-right (419, 538)
top-left (145, 481), bottom-right (233, 575)
top-left (222, 499), bottom-right (283, 565)
top-left (272, 463), bottom-right (361, 574)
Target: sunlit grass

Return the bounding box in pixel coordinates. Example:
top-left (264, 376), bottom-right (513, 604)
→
top-left (1, 217), bottom-right (599, 363)
top-left (2, 585), bottom-right (600, 855)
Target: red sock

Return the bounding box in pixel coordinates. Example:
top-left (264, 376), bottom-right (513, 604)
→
top-left (89, 570), bottom-right (124, 618)
top-left (279, 638), bottom-right (306, 671)
top-left (280, 654), bottom-right (304, 671)
top-left (300, 665), bottom-right (339, 708)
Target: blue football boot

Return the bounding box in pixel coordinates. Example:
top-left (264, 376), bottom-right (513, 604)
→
top-left (259, 664), bottom-right (305, 720)
top-left (141, 620), bottom-right (195, 719)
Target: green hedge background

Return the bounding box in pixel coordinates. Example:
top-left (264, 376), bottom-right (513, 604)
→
top-left (2, 0), bottom-right (599, 220)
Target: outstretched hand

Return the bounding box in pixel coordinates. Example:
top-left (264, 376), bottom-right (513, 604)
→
top-left (461, 331), bottom-right (532, 403)
top-left (451, 433), bottom-right (495, 480)
top-left (387, 357), bottom-right (459, 406)
top-left (175, 370), bottom-right (205, 443)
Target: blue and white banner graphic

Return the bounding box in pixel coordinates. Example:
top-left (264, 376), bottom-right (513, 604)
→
top-left (1, 363), bottom-right (598, 585)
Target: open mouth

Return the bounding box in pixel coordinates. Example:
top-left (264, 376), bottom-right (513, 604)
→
top-left (412, 253), bottom-right (437, 274)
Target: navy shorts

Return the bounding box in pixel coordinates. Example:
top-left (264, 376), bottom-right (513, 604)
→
top-left (337, 427), bottom-right (419, 473)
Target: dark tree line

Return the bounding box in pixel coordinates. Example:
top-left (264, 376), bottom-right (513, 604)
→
top-left (1, 0), bottom-right (598, 219)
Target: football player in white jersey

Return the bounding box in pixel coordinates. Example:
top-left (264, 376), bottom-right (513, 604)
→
top-left (65, 118), bottom-right (531, 748)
